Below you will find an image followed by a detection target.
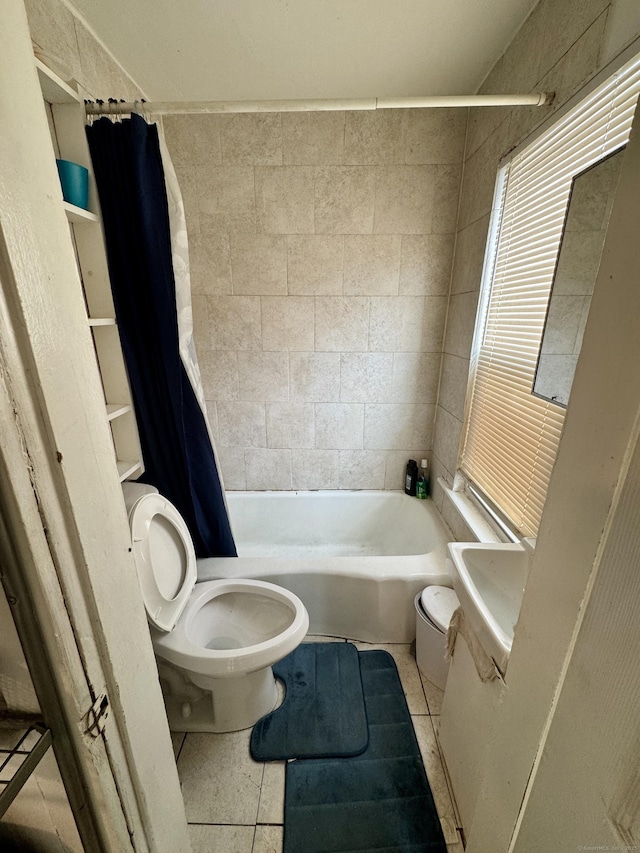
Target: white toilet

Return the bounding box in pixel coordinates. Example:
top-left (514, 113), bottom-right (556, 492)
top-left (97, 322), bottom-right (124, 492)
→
top-left (122, 484), bottom-right (309, 733)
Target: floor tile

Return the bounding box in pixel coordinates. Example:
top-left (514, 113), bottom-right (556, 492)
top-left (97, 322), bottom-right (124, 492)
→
top-left (303, 635), bottom-right (347, 643)
top-left (257, 761), bottom-right (285, 824)
top-left (253, 824), bottom-right (284, 853)
top-left (420, 671), bottom-right (445, 715)
top-left (354, 641), bottom-right (429, 714)
top-left (412, 715), bottom-right (458, 837)
top-left (188, 823), bottom-right (255, 853)
top-left (171, 731), bottom-right (185, 759)
top-left (178, 729), bottom-right (264, 824)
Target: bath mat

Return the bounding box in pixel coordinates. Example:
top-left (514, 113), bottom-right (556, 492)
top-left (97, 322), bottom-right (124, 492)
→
top-left (250, 642), bottom-right (369, 761)
top-left (283, 650), bottom-right (447, 853)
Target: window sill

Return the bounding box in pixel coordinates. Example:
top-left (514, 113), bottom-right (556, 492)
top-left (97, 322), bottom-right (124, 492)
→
top-left (438, 477), bottom-right (505, 544)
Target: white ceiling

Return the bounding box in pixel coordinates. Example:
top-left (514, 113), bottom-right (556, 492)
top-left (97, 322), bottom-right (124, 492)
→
top-left (68, 0), bottom-right (539, 102)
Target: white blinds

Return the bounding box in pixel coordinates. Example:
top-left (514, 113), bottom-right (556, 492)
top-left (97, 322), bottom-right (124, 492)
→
top-left (461, 55), bottom-right (640, 537)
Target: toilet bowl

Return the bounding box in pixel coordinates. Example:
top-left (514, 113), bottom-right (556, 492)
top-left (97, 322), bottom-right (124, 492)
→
top-left (122, 484), bottom-right (309, 732)
top-left (415, 585), bottom-right (459, 690)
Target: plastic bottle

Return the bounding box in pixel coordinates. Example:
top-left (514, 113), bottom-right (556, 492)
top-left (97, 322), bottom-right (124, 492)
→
top-left (416, 458), bottom-right (429, 499)
top-left (405, 459), bottom-right (418, 496)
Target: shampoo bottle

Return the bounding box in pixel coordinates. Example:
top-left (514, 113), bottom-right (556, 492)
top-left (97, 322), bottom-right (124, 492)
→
top-left (405, 459), bottom-right (418, 496)
top-left (416, 458), bottom-right (429, 499)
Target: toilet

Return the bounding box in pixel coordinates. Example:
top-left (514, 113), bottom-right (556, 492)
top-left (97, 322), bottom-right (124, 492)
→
top-left (122, 483), bottom-right (309, 733)
top-left (414, 585), bottom-right (460, 690)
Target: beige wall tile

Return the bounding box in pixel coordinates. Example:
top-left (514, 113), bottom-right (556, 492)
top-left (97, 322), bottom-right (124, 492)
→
top-left (290, 352), bottom-right (340, 401)
top-left (261, 296), bottom-right (314, 351)
top-left (438, 354), bottom-right (470, 421)
top-left (405, 109), bottom-right (467, 165)
top-left (208, 295), bottom-right (262, 350)
top-left (190, 233), bottom-right (232, 295)
top-left (282, 112), bottom-right (345, 165)
top-left (457, 120), bottom-right (510, 232)
top-left (432, 405), bottom-right (463, 475)
top-left (163, 115), bottom-right (222, 172)
top-left (220, 113), bottom-right (282, 165)
top-left (399, 235), bottom-right (455, 296)
top-left (343, 110), bottom-right (407, 165)
top-left (373, 166), bottom-right (436, 234)
top-left (440, 493), bottom-right (476, 542)
top-left (429, 455), bottom-right (450, 512)
top-left (287, 235), bottom-right (344, 296)
top-left (245, 448), bottom-right (292, 490)
top-left (315, 296), bottom-right (370, 351)
top-left (339, 353), bottom-right (393, 403)
top-left (315, 403), bottom-right (364, 449)
top-left (537, 0), bottom-right (609, 78)
top-left (238, 352), bottom-right (289, 401)
top-left (338, 450), bottom-right (387, 489)
top-left (364, 403), bottom-right (434, 450)
top-left (217, 402), bottom-right (266, 447)
top-left (255, 166), bottom-right (315, 234)
top-left (266, 402), bottom-right (315, 449)
top-left (217, 447), bottom-right (247, 490)
top-left (433, 165), bottom-right (463, 235)
top-left (191, 294), bottom-right (210, 349)
top-left (443, 291), bottom-right (480, 359)
top-left (369, 296), bottom-right (447, 353)
top-left (200, 351), bottom-right (239, 401)
top-left (197, 166), bottom-right (257, 234)
top-left (230, 234), bottom-right (287, 295)
top-left (315, 167), bottom-right (376, 234)
top-left (343, 235), bottom-right (401, 296)
top-left (390, 353), bottom-right (442, 404)
top-left (449, 216), bottom-right (490, 295)
top-left (291, 449), bottom-right (339, 489)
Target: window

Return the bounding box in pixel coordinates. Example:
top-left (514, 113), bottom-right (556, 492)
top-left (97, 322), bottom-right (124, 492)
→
top-left (460, 54), bottom-right (640, 537)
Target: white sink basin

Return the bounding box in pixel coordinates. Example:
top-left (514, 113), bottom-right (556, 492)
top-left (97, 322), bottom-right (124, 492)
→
top-left (447, 541), bottom-right (532, 673)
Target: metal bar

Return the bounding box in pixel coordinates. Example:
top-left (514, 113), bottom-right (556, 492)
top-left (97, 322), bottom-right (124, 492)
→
top-left (85, 92), bottom-right (552, 116)
top-left (0, 727), bottom-right (53, 818)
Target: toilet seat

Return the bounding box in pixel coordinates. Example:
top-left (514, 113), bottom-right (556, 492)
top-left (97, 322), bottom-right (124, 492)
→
top-left (129, 493), bottom-right (197, 632)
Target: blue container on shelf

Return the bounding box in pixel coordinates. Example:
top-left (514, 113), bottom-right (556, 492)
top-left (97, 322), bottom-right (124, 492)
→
top-left (56, 159), bottom-right (89, 210)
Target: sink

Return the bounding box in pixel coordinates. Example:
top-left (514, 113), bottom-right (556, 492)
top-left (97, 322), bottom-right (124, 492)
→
top-left (447, 541), bottom-right (533, 673)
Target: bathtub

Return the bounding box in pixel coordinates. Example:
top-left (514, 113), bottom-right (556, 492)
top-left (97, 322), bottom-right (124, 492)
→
top-left (197, 490), bottom-right (453, 643)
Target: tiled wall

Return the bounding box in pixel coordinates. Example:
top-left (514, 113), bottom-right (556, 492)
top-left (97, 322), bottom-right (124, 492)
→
top-left (163, 109), bottom-right (467, 491)
top-left (429, 0), bottom-right (638, 536)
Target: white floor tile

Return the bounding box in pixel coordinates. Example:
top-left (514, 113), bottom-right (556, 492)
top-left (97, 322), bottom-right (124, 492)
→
top-left (420, 671), bottom-right (445, 715)
top-left (412, 715), bottom-right (458, 837)
top-left (257, 761), bottom-right (285, 824)
top-left (188, 823), bottom-right (254, 853)
top-left (178, 729), bottom-right (264, 824)
top-left (354, 641), bottom-right (429, 714)
top-left (253, 824), bottom-right (284, 853)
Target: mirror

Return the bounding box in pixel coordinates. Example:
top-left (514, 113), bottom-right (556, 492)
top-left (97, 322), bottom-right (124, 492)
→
top-left (533, 148), bottom-right (625, 406)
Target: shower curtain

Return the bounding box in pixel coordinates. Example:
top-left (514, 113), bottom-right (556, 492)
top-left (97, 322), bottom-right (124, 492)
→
top-left (86, 113), bottom-right (236, 558)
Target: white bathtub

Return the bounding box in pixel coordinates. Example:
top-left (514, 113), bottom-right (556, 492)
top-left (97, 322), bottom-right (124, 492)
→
top-left (197, 490), bottom-right (453, 643)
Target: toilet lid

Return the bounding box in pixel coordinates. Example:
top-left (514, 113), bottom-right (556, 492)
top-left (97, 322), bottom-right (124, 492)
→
top-left (128, 494), bottom-right (197, 632)
top-left (419, 586), bottom-right (459, 633)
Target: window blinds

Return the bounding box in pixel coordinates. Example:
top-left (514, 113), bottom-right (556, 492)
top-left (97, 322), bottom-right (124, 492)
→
top-left (461, 55), bottom-right (640, 537)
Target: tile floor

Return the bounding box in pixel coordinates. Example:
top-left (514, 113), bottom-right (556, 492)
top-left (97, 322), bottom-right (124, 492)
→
top-left (171, 637), bottom-right (465, 852)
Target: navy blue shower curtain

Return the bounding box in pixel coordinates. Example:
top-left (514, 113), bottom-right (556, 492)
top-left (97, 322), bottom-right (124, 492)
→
top-left (86, 114), bottom-right (236, 558)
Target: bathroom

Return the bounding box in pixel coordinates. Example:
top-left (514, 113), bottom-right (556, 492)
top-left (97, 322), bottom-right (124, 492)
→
top-left (1, 0), bottom-right (640, 850)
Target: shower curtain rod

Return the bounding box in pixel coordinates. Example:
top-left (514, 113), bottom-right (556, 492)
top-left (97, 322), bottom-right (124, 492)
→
top-left (85, 92), bottom-right (552, 116)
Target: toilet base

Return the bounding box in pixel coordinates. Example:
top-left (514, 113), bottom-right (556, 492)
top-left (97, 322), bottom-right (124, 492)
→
top-left (159, 660), bottom-right (283, 733)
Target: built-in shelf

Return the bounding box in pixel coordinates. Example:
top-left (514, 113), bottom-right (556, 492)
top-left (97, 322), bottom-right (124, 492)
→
top-left (106, 403), bottom-right (132, 421)
top-left (117, 460), bottom-right (142, 482)
top-left (64, 201), bottom-right (98, 223)
top-left (88, 317), bottom-right (116, 326)
top-left (35, 58), bottom-right (80, 105)
top-left (0, 722), bottom-right (52, 819)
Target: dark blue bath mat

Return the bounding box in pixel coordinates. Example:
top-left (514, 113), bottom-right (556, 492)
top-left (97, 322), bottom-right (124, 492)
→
top-left (283, 650), bottom-right (447, 853)
top-left (250, 642), bottom-right (369, 761)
